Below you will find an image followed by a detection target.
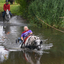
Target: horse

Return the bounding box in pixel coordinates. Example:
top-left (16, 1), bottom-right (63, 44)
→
top-left (3, 9), bottom-right (11, 22)
top-left (16, 35), bottom-right (43, 50)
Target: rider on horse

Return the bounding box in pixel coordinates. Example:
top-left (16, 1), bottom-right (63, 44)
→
top-left (16, 26), bottom-right (43, 49)
top-left (21, 26), bottom-right (33, 44)
top-left (16, 26), bottom-right (33, 47)
top-left (2, 0), bottom-right (12, 18)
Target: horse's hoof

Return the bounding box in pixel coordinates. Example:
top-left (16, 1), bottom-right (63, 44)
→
top-left (40, 41), bottom-right (43, 44)
top-left (37, 48), bottom-right (41, 50)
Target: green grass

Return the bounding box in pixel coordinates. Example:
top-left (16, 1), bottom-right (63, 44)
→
top-left (0, 0), bottom-right (5, 3)
top-left (10, 4), bottom-right (20, 15)
top-left (0, 3), bottom-right (4, 12)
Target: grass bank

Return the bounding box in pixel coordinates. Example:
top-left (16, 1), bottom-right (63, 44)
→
top-left (10, 4), bottom-right (20, 15)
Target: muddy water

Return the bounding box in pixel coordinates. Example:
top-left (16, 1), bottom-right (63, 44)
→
top-left (0, 16), bottom-right (64, 64)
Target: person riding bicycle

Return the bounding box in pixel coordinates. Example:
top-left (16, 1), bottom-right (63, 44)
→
top-left (2, 0), bottom-right (12, 18)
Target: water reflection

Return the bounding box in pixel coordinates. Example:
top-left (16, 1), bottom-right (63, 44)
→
top-left (0, 26), bottom-right (5, 43)
top-left (0, 25), bottom-right (10, 42)
top-left (6, 50), bottom-right (42, 64)
top-left (0, 46), bottom-right (9, 63)
top-left (0, 26), bottom-right (3, 37)
top-left (23, 52), bottom-right (41, 64)
top-left (3, 26), bottom-right (10, 35)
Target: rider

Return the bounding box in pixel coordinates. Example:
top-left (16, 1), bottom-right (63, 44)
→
top-left (21, 26), bottom-right (33, 44)
top-left (2, 0), bottom-right (12, 18)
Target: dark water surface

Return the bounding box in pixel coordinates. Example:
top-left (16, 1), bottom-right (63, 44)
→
top-left (0, 16), bottom-right (64, 64)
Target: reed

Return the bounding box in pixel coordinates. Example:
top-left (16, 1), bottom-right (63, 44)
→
top-left (13, 0), bottom-right (64, 28)
top-left (27, 0), bottom-right (64, 28)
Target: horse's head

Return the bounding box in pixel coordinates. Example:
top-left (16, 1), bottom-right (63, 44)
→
top-left (6, 9), bottom-right (9, 15)
top-left (5, 9), bottom-right (10, 20)
top-left (34, 40), bottom-right (42, 45)
top-left (33, 37), bottom-right (43, 46)
top-left (31, 36), bottom-right (43, 50)
top-left (25, 36), bottom-right (43, 50)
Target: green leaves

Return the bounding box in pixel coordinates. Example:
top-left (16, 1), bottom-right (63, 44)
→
top-left (28, 0), bottom-right (64, 27)
top-left (16, 0), bottom-right (64, 28)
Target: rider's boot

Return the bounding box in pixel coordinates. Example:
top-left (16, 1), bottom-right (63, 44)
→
top-left (11, 15), bottom-right (12, 18)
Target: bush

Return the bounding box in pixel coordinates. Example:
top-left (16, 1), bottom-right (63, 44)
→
top-left (28, 0), bottom-right (64, 28)
top-left (16, 0), bottom-right (64, 28)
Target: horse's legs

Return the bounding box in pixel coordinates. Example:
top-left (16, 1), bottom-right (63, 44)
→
top-left (21, 43), bottom-right (25, 48)
top-left (7, 20), bottom-right (9, 22)
top-left (3, 17), bottom-right (5, 23)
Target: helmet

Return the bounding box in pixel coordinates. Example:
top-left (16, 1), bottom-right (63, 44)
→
top-left (6, 0), bottom-right (8, 2)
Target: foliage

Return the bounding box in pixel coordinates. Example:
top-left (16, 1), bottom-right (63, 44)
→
top-left (27, 0), bottom-right (64, 28)
top-left (14, 0), bottom-right (64, 28)
top-left (16, 0), bottom-right (27, 16)
top-left (15, 0), bottom-right (35, 17)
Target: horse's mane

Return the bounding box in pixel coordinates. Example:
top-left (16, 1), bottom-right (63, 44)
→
top-left (25, 36), bottom-right (40, 46)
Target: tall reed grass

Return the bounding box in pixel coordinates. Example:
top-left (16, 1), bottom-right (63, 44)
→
top-left (16, 0), bottom-right (64, 28)
top-left (28, 0), bottom-right (64, 28)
